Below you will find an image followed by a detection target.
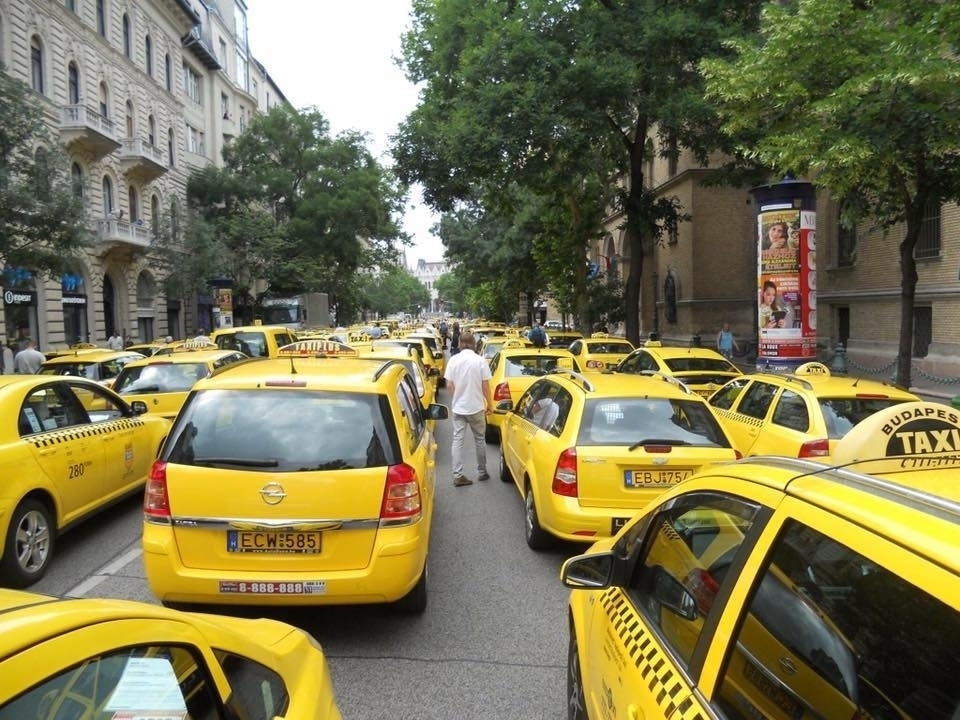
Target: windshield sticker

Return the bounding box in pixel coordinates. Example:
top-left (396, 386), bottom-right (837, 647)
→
top-left (105, 657), bottom-right (187, 716)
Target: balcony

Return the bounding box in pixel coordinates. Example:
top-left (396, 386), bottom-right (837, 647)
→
top-left (59, 105), bottom-right (120, 161)
top-left (119, 138), bottom-right (168, 182)
top-left (96, 218), bottom-right (152, 257)
top-left (182, 25), bottom-right (221, 70)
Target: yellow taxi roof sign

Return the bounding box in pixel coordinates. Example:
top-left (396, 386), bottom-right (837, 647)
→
top-left (794, 361), bottom-right (831, 377)
top-left (176, 338), bottom-right (217, 351)
top-left (278, 340), bottom-right (359, 357)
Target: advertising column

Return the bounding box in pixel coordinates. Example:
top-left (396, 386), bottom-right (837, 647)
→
top-left (750, 179), bottom-right (818, 371)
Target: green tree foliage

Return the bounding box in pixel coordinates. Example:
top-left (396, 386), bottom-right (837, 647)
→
top-left (0, 65), bottom-right (89, 277)
top-left (702, 0), bottom-right (960, 388)
top-left (394, 0), bottom-right (763, 344)
top-left (360, 264), bottom-right (431, 318)
top-left (434, 271), bottom-right (467, 317)
top-left (155, 105), bottom-right (406, 322)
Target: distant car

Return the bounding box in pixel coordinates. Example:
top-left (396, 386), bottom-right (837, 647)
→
top-left (707, 361), bottom-right (918, 459)
top-left (0, 588), bottom-right (341, 718)
top-left (498, 370), bottom-right (738, 548)
top-left (0, 375), bottom-right (169, 586)
top-left (546, 329), bottom-right (584, 349)
top-left (143, 341), bottom-right (448, 613)
top-left (209, 324), bottom-right (298, 358)
top-left (614, 344), bottom-right (742, 397)
top-left (544, 320), bottom-right (562, 330)
top-left (566, 334), bottom-right (635, 371)
top-left (39, 349), bottom-right (145, 387)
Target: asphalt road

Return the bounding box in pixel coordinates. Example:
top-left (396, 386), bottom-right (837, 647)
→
top-left (32, 385), bottom-right (581, 720)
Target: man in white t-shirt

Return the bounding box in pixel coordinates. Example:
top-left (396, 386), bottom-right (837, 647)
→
top-left (107, 332), bottom-right (124, 350)
top-left (443, 330), bottom-right (492, 486)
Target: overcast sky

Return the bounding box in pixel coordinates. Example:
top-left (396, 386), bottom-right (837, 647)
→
top-left (244, 0), bottom-right (444, 267)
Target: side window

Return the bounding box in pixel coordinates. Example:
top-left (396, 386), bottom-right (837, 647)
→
top-left (709, 377), bottom-right (750, 410)
top-left (514, 382), bottom-right (543, 419)
top-left (771, 389), bottom-right (810, 431)
top-left (716, 520), bottom-right (960, 720)
top-left (638, 352), bottom-right (658, 372)
top-left (396, 377), bottom-right (425, 448)
top-left (618, 352), bottom-right (642, 373)
top-left (489, 353), bottom-right (500, 375)
top-left (19, 383), bottom-right (91, 434)
top-left (0, 645), bottom-right (224, 720)
top-left (624, 492), bottom-right (761, 668)
top-left (569, 340), bottom-right (582, 355)
top-left (66, 381), bottom-right (127, 422)
top-left (215, 650), bottom-right (289, 720)
top-left (736, 381), bottom-right (778, 420)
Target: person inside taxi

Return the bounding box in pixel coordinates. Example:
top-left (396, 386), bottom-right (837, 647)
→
top-left (443, 330), bottom-right (492, 486)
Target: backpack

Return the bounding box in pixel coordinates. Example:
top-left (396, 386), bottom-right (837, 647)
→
top-left (530, 326), bottom-right (546, 347)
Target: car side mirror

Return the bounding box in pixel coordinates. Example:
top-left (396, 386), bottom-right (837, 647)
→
top-left (425, 403), bottom-right (449, 420)
top-left (428, 367), bottom-right (439, 377)
top-left (130, 400), bottom-right (148, 416)
top-left (495, 399), bottom-right (513, 413)
top-left (561, 552), bottom-right (615, 589)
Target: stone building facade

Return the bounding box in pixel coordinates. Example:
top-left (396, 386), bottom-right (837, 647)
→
top-left (0, 0), bottom-right (284, 353)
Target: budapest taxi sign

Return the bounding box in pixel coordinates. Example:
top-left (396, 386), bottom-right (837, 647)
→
top-left (832, 401), bottom-right (960, 473)
top-left (278, 340), bottom-right (358, 357)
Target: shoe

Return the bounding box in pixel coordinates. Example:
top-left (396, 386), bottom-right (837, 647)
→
top-left (453, 475), bottom-right (473, 487)
top-left (477, 471), bottom-right (490, 482)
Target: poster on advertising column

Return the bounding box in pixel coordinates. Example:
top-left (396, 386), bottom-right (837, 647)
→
top-left (757, 207), bottom-right (817, 368)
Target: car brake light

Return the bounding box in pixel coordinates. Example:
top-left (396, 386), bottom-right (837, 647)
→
top-left (552, 448), bottom-right (578, 497)
top-left (381, 464), bottom-right (422, 519)
top-left (144, 460), bottom-right (171, 519)
top-left (586, 360), bottom-right (602, 369)
top-left (643, 445), bottom-right (673, 453)
top-left (494, 382), bottom-right (512, 401)
top-left (798, 438), bottom-right (830, 458)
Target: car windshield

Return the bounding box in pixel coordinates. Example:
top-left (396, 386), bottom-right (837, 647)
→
top-left (115, 363), bottom-right (207, 394)
top-left (576, 397), bottom-right (731, 448)
top-left (163, 389), bottom-right (399, 471)
top-left (215, 332), bottom-right (269, 357)
top-left (503, 355), bottom-right (566, 377)
top-left (819, 397), bottom-right (908, 439)
top-left (664, 357), bottom-right (738, 373)
top-left (587, 342), bottom-right (633, 354)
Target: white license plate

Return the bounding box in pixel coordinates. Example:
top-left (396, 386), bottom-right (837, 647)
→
top-left (218, 581), bottom-right (327, 595)
top-left (611, 517), bottom-right (630, 534)
top-left (624, 470), bottom-right (691, 488)
top-left (227, 530), bottom-right (321, 554)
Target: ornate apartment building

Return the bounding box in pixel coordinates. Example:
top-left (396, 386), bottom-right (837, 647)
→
top-left (0, 0), bottom-right (285, 353)
top-left (595, 144), bottom-right (960, 379)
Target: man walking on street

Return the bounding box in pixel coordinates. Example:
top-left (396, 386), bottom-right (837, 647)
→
top-left (443, 330), bottom-right (492, 486)
top-left (14, 340), bottom-right (45, 374)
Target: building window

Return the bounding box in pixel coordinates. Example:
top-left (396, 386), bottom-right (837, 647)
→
top-left (122, 14), bottom-right (131, 57)
top-left (68, 62), bottom-right (80, 104)
top-left (219, 37), bottom-right (227, 67)
top-left (186, 123), bottom-right (204, 155)
top-left (165, 53), bottom-right (172, 91)
top-left (167, 128), bottom-right (175, 166)
top-left (837, 216), bottom-right (856, 267)
top-left (151, 194), bottom-right (160, 234)
top-left (128, 185), bottom-right (139, 222)
top-left (30, 36), bottom-right (44, 94)
top-left (221, 92), bottom-right (229, 120)
top-left (96, 0), bottom-right (106, 37)
top-left (145, 35), bottom-right (153, 76)
top-left (238, 105), bottom-right (246, 132)
top-left (102, 176), bottom-right (114, 216)
top-left (183, 63), bottom-right (202, 104)
top-left (148, 115), bottom-right (155, 146)
top-left (125, 100), bottom-right (134, 137)
top-left (913, 306), bottom-right (932, 358)
top-left (99, 82), bottom-right (109, 118)
top-left (66, 0), bottom-right (76, 12)
top-left (914, 200), bottom-right (941, 259)
top-left (71, 163), bottom-right (84, 199)
top-left (235, 51), bottom-right (248, 92)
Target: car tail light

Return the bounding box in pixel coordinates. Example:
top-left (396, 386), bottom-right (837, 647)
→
top-left (684, 568), bottom-right (721, 615)
top-left (734, 449), bottom-right (743, 460)
top-left (551, 448), bottom-right (578, 497)
top-left (586, 360), bottom-right (602, 369)
top-left (144, 460), bottom-right (171, 519)
top-left (798, 438), bottom-right (830, 458)
top-left (494, 382), bottom-right (512, 401)
top-left (381, 463), bottom-right (422, 519)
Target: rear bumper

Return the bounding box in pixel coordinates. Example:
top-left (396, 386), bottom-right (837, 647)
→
top-left (538, 491), bottom-right (657, 543)
top-left (143, 524), bottom-right (427, 606)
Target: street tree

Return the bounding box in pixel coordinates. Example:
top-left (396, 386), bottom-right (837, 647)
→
top-left (361, 264), bottom-right (431, 318)
top-left (0, 65), bottom-right (88, 278)
top-left (702, 0), bottom-right (960, 388)
top-left (394, 0), bottom-right (763, 344)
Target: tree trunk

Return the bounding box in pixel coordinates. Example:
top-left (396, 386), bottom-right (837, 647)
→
top-left (896, 218), bottom-right (920, 389)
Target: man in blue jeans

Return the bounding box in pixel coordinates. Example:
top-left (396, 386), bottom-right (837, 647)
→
top-left (443, 330), bottom-right (492, 486)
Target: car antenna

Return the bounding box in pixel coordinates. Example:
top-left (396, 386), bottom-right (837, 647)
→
top-left (288, 356), bottom-right (298, 374)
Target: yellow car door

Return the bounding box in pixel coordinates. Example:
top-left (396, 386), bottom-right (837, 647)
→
top-left (19, 383), bottom-right (104, 524)
top-left (710, 379), bottom-right (780, 457)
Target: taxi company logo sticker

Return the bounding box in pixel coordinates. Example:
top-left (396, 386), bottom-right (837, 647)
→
top-left (880, 406), bottom-right (960, 456)
top-left (124, 442), bottom-right (135, 471)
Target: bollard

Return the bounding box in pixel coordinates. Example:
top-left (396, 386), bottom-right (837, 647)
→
top-left (830, 342), bottom-right (847, 375)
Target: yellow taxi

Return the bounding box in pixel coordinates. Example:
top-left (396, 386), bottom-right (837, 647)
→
top-left (614, 343), bottom-right (742, 397)
top-left (478, 334), bottom-right (531, 361)
top-left (366, 336), bottom-right (440, 384)
top-left (566, 333), bottom-right (635, 371)
top-left (209, 324), bottom-right (298, 358)
top-left (39, 348), bottom-right (145, 386)
top-left (706, 361), bottom-right (918, 459)
top-left (143, 340), bottom-right (448, 613)
top-left (112, 342), bottom-right (249, 420)
top-left (561, 401), bottom-right (960, 720)
top-left (546, 328), bottom-right (584, 349)
top-left (404, 328), bottom-right (447, 379)
top-left (42, 341), bottom-right (101, 360)
top-left (484, 341), bottom-right (579, 443)
top-left (0, 375), bottom-right (169, 587)
top-left (125, 339), bottom-right (172, 356)
top-left (0, 588), bottom-right (341, 718)
top-left (355, 343), bottom-right (437, 416)
top-left (497, 370), bottom-right (739, 549)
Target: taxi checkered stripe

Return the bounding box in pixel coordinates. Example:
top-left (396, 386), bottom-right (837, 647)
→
top-left (712, 407), bottom-right (764, 428)
top-left (600, 588), bottom-right (708, 720)
top-left (29, 418), bottom-right (144, 447)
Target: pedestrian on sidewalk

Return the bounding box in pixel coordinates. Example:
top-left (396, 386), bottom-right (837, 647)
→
top-left (443, 330), bottom-right (492, 486)
top-left (717, 322), bottom-right (740, 360)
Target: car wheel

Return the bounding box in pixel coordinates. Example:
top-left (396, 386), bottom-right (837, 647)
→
top-left (499, 447), bottom-right (514, 483)
top-left (568, 628), bottom-right (588, 720)
top-left (524, 486), bottom-right (553, 550)
top-left (485, 423), bottom-right (500, 444)
top-left (395, 563), bottom-right (428, 614)
top-left (1, 498), bottom-right (54, 587)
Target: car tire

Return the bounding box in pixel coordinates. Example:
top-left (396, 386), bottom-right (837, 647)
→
top-left (484, 423), bottom-right (500, 444)
top-left (524, 486), bottom-right (553, 550)
top-left (568, 627), bottom-right (588, 720)
top-left (1, 498), bottom-right (54, 588)
top-left (499, 447), bottom-right (514, 483)
top-left (395, 563), bottom-right (428, 614)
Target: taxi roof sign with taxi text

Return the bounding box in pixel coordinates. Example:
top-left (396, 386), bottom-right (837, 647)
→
top-left (278, 340), bottom-right (359, 357)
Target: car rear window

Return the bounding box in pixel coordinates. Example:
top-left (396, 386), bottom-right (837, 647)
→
top-left (163, 389), bottom-right (399, 471)
top-left (588, 342), bottom-right (633, 354)
top-left (116, 363), bottom-right (207, 394)
top-left (819, 397), bottom-right (908, 439)
top-left (577, 397), bottom-right (731, 448)
top-left (503, 355), bottom-right (566, 377)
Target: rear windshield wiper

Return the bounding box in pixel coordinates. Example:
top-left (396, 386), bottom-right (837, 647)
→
top-left (192, 457), bottom-right (280, 467)
top-left (628, 438), bottom-right (692, 452)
